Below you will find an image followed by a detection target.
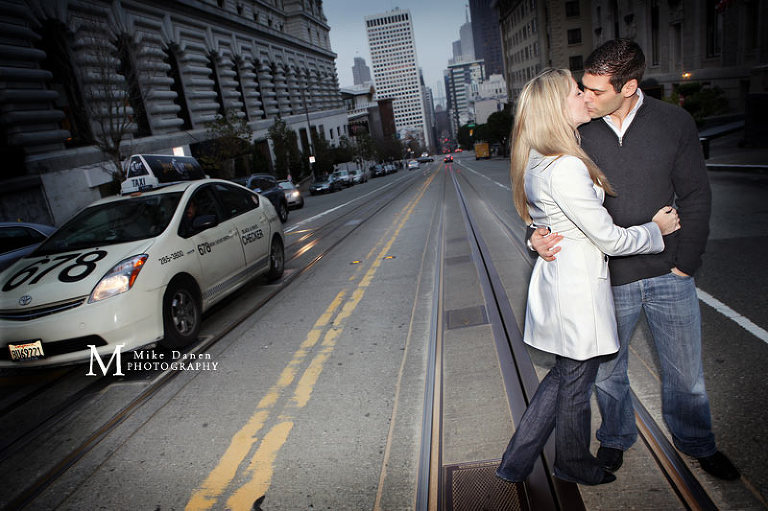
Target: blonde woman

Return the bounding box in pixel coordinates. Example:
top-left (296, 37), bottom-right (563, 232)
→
top-left (496, 68), bottom-right (680, 486)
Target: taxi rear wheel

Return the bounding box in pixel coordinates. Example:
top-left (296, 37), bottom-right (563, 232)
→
top-left (267, 236), bottom-right (284, 281)
top-left (161, 280), bottom-right (201, 348)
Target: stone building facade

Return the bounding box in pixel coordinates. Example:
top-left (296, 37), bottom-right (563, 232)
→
top-left (495, 0), bottom-right (767, 115)
top-left (0, 0), bottom-right (345, 225)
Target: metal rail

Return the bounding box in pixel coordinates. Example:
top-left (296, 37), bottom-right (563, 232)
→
top-left (2, 171), bottom-right (426, 510)
top-left (452, 162), bottom-right (721, 511)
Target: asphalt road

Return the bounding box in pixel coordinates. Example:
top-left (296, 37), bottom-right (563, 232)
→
top-left (2, 154), bottom-right (767, 510)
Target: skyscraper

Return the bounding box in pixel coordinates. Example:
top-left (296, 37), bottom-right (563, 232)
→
top-left (365, 8), bottom-right (428, 147)
top-left (352, 56), bottom-right (372, 85)
top-left (459, 10), bottom-right (475, 61)
top-left (470, 0), bottom-right (504, 76)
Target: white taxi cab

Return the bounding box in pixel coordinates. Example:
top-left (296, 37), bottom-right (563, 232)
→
top-left (0, 169), bottom-right (284, 367)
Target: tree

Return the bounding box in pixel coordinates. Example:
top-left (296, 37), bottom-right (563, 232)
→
top-left (355, 131), bottom-right (375, 161)
top-left (373, 136), bottom-right (403, 162)
top-left (457, 124), bottom-right (473, 149)
top-left (311, 131), bottom-right (334, 176)
top-left (77, 26), bottom-right (158, 183)
top-left (665, 82), bottom-right (728, 126)
top-left (485, 109), bottom-right (513, 156)
top-left (196, 109), bottom-right (253, 178)
top-left (268, 118), bottom-right (300, 179)
top-left (333, 136), bottom-right (356, 165)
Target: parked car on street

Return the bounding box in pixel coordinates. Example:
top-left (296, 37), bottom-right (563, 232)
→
top-left (309, 178), bottom-right (339, 195)
top-left (407, 160), bottom-right (420, 170)
top-left (331, 169), bottom-right (353, 187)
top-left (277, 180), bottom-right (304, 209)
top-left (0, 222), bottom-right (57, 272)
top-left (0, 177), bottom-right (285, 368)
top-left (349, 169), bottom-right (367, 184)
top-left (417, 154), bottom-right (434, 163)
top-left (370, 164), bottom-right (386, 178)
top-left (242, 174), bottom-right (289, 222)
top-left (383, 164), bottom-right (397, 175)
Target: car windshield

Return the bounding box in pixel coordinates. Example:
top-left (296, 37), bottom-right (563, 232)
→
top-left (248, 177), bottom-right (275, 190)
top-left (35, 192), bottom-right (183, 255)
top-left (278, 182), bottom-right (294, 190)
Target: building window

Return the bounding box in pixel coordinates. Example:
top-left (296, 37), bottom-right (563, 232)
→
top-left (164, 45), bottom-right (193, 130)
top-left (36, 20), bottom-right (92, 148)
top-left (565, 1), bottom-right (579, 18)
top-left (650, 0), bottom-right (659, 65)
top-left (569, 55), bottom-right (584, 71)
top-left (116, 34), bottom-right (152, 137)
top-left (567, 28), bottom-right (582, 45)
top-left (207, 53), bottom-right (226, 116)
top-left (233, 58), bottom-right (249, 120)
top-left (706, 0), bottom-right (722, 57)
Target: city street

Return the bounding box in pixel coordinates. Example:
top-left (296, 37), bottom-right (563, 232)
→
top-left (1, 147), bottom-right (767, 510)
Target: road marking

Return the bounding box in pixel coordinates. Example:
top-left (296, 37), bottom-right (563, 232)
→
top-left (285, 176), bottom-right (410, 233)
top-left (187, 171), bottom-right (438, 510)
top-left (697, 288), bottom-right (768, 343)
top-left (226, 421), bottom-right (294, 510)
top-left (462, 161), bottom-right (768, 344)
top-left (185, 291), bottom-right (346, 511)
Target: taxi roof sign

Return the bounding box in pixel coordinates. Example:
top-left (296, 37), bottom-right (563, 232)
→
top-left (121, 154), bottom-right (206, 194)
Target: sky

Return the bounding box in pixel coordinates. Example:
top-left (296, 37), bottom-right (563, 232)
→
top-left (323, 0), bottom-right (472, 107)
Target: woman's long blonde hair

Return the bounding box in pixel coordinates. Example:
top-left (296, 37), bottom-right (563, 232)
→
top-left (510, 68), bottom-right (614, 223)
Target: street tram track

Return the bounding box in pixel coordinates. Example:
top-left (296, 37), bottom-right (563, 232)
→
top-left (2, 163), bottom-right (724, 510)
top-left (447, 163), bottom-right (719, 510)
top-left (0, 170), bottom-right (427, 511)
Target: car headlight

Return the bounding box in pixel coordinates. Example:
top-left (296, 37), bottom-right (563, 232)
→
top-left (290, 191), bottom-right (300, 198)
top-left (89, 254), bottom-right (148, 303)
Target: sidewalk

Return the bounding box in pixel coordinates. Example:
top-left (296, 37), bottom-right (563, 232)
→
top-left (704, 130), bottom-right (768, 172)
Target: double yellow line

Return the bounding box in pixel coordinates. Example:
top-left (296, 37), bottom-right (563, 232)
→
top-left (187, 171), bottom-right (438, 510)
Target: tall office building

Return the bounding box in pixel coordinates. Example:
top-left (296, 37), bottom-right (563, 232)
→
top-left (459, 11), bottom-right (475, 61)
top-left (352, 56), bottom-right (372, 85)
top-left (365, 8), bottom-right (428, 147)
top-left (446, 59), bottom-right (485, 133)
top-left (470, 0), bottom-right (504, 76)
top-left (420, 69), bottom-right (436, 151)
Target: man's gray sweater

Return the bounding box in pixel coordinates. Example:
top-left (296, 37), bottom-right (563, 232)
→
top-left (579, 95), bottom-right (711, 286)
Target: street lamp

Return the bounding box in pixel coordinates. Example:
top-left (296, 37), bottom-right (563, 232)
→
top-left (303, 76), bottom-right (315, 179)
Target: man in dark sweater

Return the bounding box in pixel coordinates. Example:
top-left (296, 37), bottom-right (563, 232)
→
top-left (531, 39), bottom-right (739, 480)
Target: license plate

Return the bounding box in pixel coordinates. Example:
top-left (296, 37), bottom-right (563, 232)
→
top-left (8, 340), bottom-right (45, 361)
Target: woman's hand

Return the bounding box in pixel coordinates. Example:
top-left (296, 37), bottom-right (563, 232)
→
top-left (652, 206), bottom-right (681, 235)
top-left (530, 227), bottom-right (563, 261)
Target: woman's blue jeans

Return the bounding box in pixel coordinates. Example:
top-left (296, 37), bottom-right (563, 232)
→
top-left (496, 355), bottom-right (606, 484)
top-left (595, 272), bottom-right (716, 457)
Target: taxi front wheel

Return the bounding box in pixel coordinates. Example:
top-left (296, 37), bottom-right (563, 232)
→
top-left (161, 280), bottom-right (201, 348)
top-left (277, 201), bottom-right (288, 223)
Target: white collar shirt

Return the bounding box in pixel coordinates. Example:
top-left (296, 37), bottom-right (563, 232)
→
top-left (602, 88), bottom-right (645, 143)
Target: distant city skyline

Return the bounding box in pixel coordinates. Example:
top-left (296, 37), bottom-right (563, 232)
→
top-left (324, 0), bottom-right (471, 107)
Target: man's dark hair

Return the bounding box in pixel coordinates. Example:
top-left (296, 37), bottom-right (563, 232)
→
top-left (584, 39), bottom-right (646, 93)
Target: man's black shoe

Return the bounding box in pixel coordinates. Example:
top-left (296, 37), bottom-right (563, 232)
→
top-left (697, 451), bottom-right (740, 480)
top-left (597, 446), bottom-right (624, 472)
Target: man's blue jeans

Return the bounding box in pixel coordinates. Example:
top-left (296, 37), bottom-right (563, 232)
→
top-left (595, 272), bottom-right (717, 457)
top-left (497, 355), bottom-right (606, 485)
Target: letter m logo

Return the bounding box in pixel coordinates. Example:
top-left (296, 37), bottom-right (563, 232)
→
top-left (86, 344), bottom-right (126, 376)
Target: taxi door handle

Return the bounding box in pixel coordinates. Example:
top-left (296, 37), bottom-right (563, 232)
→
top-left (227, 229), bottom-right (237, 239)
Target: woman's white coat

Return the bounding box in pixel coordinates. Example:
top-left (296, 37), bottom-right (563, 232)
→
top-left (524, 151), bottom-right (664, 360)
